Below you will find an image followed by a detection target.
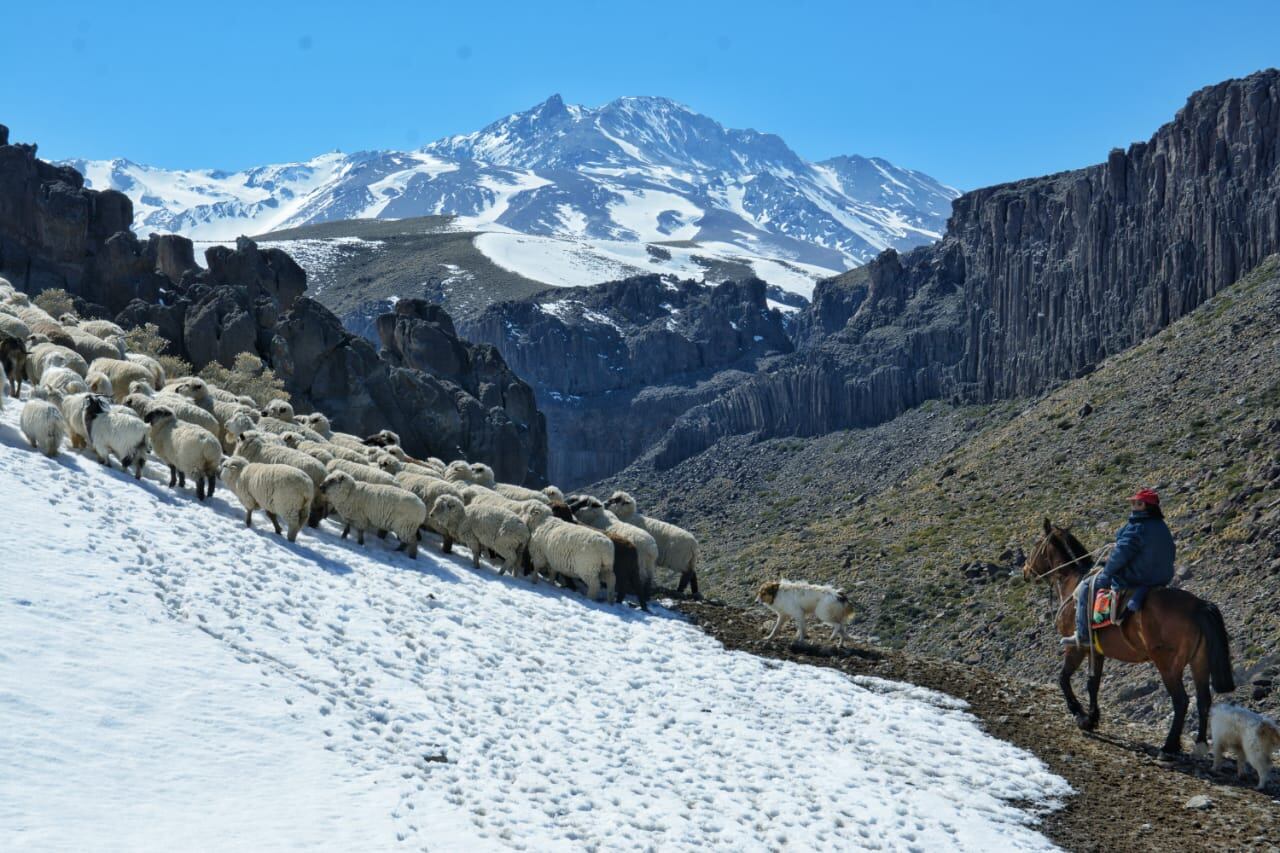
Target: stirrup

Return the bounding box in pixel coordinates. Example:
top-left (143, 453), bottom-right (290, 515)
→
top-left (1059, 635), bottom-right (1086, 648)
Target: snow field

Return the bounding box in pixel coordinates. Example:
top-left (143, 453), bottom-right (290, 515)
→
top-left (0, 395), bottom-right (1068, 851)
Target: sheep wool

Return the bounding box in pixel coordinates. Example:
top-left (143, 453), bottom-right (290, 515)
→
top-left (326, 456), bottom-right (398, 486)
top-left (20, 397), bottom-right (68, 457)
top-left (426, 494), bottom-right (482, 561)
top-left (526, 511), bottom-right (615, 601)
top-left (145, 407), bottom-right (222, 501)
top-left (220, 456), bottom-right (314, 542)
top-left (607, 490), bottom-right (700, 597)
top-left (464, 501), bottom-right (530, 575)
top-left (395, 473), bottom-right (462, 536)
top-left (84, 395), bottom-right (149, 478)
top-left (88, 357), bottom-right (153, 403)
top-left (572, 497), bottom-right (658, 587)
top-left (494, 483), bottom-right (552, 505)
top-left (320, 471), bottom-right (425, 558)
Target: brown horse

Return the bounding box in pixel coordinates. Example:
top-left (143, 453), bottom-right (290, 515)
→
top-left (1024, 519), bottom-right (1235, 756)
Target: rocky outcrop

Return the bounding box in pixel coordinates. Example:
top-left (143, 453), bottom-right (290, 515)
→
top-left (0, 129), bottom-right (547, 484)
top-left (653, 69), bottom-right (1280, 469)
top-left (464, 274), bottom-right (794, 486)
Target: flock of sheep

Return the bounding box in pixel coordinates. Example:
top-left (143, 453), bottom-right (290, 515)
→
top-left (0, 278), bottom-right (699, 609)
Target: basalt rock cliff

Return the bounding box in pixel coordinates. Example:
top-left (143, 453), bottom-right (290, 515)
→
top-left (463, 275), bottom-right (793, 486)
top-left (0, 127), bottom-right (546, 484)
top-left (652, 69), bottom-right (1280, 469)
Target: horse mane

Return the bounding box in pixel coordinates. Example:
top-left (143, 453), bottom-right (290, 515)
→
top-left (1052, 526), bottom-right (1094, 572)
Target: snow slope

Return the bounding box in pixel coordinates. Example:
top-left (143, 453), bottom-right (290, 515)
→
top-left (0, 395), bottom-right (1068, 851)
top-left (62, 95), bottom-right (959, 293)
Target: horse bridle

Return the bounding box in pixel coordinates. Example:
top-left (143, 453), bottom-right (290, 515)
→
top-left (1025, 532), bottom-right (1106, 581)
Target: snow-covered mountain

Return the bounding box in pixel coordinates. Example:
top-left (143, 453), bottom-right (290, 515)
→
top-left (0, 394), bottom-right (1067, 849)
top-left (63, 95), bottom-right (958, 284)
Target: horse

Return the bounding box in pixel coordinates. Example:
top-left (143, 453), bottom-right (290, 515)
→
top-left (1023, 519), bottom-right (1235, 756)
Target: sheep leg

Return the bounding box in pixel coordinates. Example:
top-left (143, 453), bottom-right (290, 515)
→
top-left (244, 508), bottom-right (254, 528)
top-left (441, 534), bottom-right (453, 554)
top-left (167, 465), bottom-right (177, 487)
top-left (356, 528), bottom-right (365, 546)
top-left (207, 472), bottom-right (216, 496)
top-left (196, 477), bottom-right (206, 502)
top-left (266, 511), bottom-right (282, 535)
top-left (178, 471), bottom-right (187, 488)
top-left (764, 614), bottom-right (784, 640)
top-left (678, 569), bottom-right (701, 599)
top-left (341, 523), bottom-right (350, 540)
top-left (406, 533), bottom-right (418, 560)
top-left (376, 529), bottom-right (387, 540)
top-left (586, 577), bottom-right (600, 601)
top-left (469, 538), bottom-right (481, 569)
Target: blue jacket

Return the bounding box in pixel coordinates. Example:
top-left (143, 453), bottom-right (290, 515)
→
top-left (1098, 510), bottom-right (1175, 590)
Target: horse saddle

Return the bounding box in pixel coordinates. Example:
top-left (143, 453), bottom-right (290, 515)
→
top-left (1087, 574), bottom-right (1135, 630)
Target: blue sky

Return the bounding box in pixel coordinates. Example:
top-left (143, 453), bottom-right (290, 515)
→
top-left (4, 0), bottom-right (1278, 190)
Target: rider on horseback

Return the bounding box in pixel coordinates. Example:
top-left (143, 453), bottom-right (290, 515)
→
top-left (1061, 488), bottom-right (1175, 648)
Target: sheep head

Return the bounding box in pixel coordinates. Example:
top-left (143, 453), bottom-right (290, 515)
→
top-left (428, 494), bottom-right (465, 528)
top-left (604, 491), bottom-right (638, 520)
top-left (143, 406), bottom-right (176, 426)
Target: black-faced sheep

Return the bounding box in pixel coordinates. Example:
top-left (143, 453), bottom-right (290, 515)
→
top-left (234, 433), bottom-right (327, 526)
top-left (84, 394), bottom-right (149, 478)
top-left (20, 391), bottom-right (68, 457)
top-left (395, 472), bottom-right (463, 537)
top-left (606, 491), bottom-right (701, 598)
top-left (319, 471), bottom-right (426, 558)
top-left (259, 398), bottom-right (292, 421)
top-left (221, 456), bottom-right (314, 542)
top-left (524, 505), bottom-right (615, 601)
top-left (294, 412), bottom-right (331, 438)
top-left (363, 429), bottom-right (400, 448)
top-left (570, 496), bottom-right (658, 595)
top-left (144, 407), bottom-right (222, 501)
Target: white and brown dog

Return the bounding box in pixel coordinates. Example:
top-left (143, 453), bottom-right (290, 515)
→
top-left (756, 580), bottom-right (854, 646)
top-left (1211, 703), bottom-right (1280, 790)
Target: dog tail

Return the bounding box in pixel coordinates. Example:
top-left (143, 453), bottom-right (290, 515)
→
top-left (1195, 601), bottom-right (1236, 694)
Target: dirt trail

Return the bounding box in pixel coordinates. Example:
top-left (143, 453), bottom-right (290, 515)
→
top-left (678, 601), bottom-right (1280, 852)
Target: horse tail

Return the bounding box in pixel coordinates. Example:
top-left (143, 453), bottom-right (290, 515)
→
top-left (1194, 601), bottom-right (1235, 693)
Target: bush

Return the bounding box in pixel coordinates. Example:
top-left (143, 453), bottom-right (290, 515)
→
top-left (35, 288), bottom-right (76, 318)
top-left (124, 323), bottom-right (173, 358)
top-left (198, 352), bottom-right (288, 407)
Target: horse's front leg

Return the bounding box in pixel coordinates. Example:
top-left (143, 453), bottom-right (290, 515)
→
top-left (1082, 655), bottom-right (1104, 731)
top-left (1059, 646), bottom-right (1087, 723)
top-left (1157, 663), bottom-right (1190, 756)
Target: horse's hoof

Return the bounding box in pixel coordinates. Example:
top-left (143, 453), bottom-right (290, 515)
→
top-left (1074, 713), bottom-right (1092, 730)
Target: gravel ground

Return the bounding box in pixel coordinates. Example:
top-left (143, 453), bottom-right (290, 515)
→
top-left (679, 600), bottom-right (1280, 852)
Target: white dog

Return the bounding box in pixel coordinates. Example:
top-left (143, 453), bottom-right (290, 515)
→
top-left (756, 579), bottom-right (854, 645)
top-left (1211, 703), bottom-right (1280, 790)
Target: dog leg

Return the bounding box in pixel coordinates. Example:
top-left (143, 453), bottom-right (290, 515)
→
top-left (764, 614), bottom-right (783, 640)
top-left (794, 613), bottom-right (806, 643)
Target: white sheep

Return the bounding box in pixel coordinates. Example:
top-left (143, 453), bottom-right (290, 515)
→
top-left (84, 370), bottom-right (113, 397)
top-left (40, 363), bottom-right (90, 398)
top-left (319, 471), bottom-right (425, 558)
top-left (280, 433), bottom-right (336, 464)
top-left (494, 482), bottom-right (552, 504)
top-left (326, 456), bottom-right (398, 486)
top-left (571, 496), bottom-right (658, 591)
top-left (60, 391), bottom-right (93, 448)
top-left (371, 450), bottom-right (404, 475)
top-left (28, 343), bottom-right (87, 383)
top-left (254, 415), bottom-right (325, 443)
top-left (221, 409), bottom-right (258, 451)
top-left (65, 327), bottom-right (121, 363)
top-left (328, 431), bottom-right (369, 452)
top-left (89, 357), bottom-right (154, 402)
top-left (206, 386), bottom-right (241, 404)
top-left (465, 500), bottom-right (531, 576)
top-left (395, 472), bottom-right (463, 536)
top-left (122, 391), bottom-right (221, 438)
top-left (325, 442), bottom-right (379, 465)
top-left (128, 379), bottom-right (156, 397)
top-left (0, 313), bottom-right (31, 341)
top-left (543, 485), bottom-right (566, 504)
top-left (220, 456), bottom-right (314, 542)
top-left (461, 486), bottom-right (548, 527)
top-left (606, 491), bottom-right (701, 598)
top-left (172, 377), bottom-right (217, 417)
top-left (234, 433), bottom-right (327, 525)
top-left (144, 407), bottom-right (222, 501)
top-left (124, 352), bottom-right (166, 388)
top-left (444, 460), bottom-right (496, 488)
top-left (525, 506), bottom-right (615, 601)
top-left (20, 392), bottom-right (68, 457)
top-left (78, 319), bottom-right (128, 340)
top-left (294, 412), bottom-right (331, 438)
top-left (84, 395), bottom-right (149, 478)
top-left (426, 494), bottom-right (483, 562)
top-left (262, 398), bottom-right (294, 421)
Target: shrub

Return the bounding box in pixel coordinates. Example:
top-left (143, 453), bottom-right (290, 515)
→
top-left (198, 352), bottom-right (288, 406)
top-left (35, 288), bottom-right (75, 318)
top-left (124, 323), bottom-right (173, 358)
